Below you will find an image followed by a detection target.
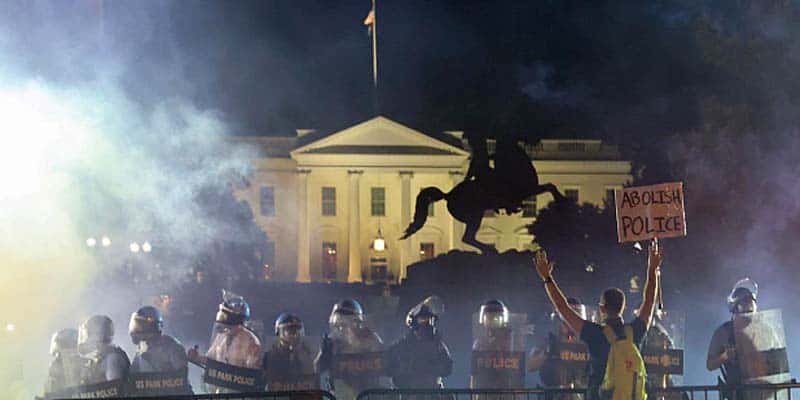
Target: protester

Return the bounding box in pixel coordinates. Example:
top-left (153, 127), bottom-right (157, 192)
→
top-left (534, 240), bottom-right (662, 400)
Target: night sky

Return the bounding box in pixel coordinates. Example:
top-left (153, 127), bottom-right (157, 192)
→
top-left (4, 0), bottom-right (797, 145)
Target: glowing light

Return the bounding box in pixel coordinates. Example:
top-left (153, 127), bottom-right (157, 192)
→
top-left (142, 241), bottom-right (152, 253)
top-left (5, 323), bottom-right (14, 332)
top-left (129, 242), bottom-right (140, 253)
top-left (101, 236), bottom-right (111, 247)
top-left (86, 237), bottom-right (97, 247)
top-left (372, 237), bottom-right (386, 251)
top-left (585, 264), bottom-right (595, 273)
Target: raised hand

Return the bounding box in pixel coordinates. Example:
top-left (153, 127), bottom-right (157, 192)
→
top-left (648, 239), bottom-right (663, 272)
top-left (534, 250), bottom-right (554, 280)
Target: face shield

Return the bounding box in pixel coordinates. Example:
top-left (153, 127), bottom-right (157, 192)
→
top-left (278, 323), bottom-right (305, 346)
top-left (728, 278), bottom-right (759, 314)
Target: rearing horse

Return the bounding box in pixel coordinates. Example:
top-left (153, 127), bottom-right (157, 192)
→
top-left (400, 138), bottom-right (565, 253)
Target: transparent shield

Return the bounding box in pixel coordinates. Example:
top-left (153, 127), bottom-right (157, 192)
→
top-left (471, 311), bottom-right (528, 389)
top-left (734, 309), bottom-right (791, 400)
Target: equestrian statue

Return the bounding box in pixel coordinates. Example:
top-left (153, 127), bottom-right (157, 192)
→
top-left (400, 133), bottom-right (565, 254)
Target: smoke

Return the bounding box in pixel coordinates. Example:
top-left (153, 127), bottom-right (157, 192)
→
top-left (0, 2), bottom-right (264, 397)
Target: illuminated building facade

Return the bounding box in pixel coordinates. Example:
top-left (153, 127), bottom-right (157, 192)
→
top-left (234, 116), bottom-right (631, 283)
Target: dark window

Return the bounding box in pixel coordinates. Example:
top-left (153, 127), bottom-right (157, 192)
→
top-left (322, 187), bottom-right (336, 216)
top-left (427, 202), bottom-right (435, 217)
top-left (483, 209), bottom-right (496, 218)
top-left (522, 196), bottom-right (537, 218)
top-left (605, 188), bottom-right (617, 206)
top-left (322, 242), bottom-right (337, 280)
top-left (565, 189), bottom-right (579, 203)
top-left (259, 186), bottom-right (275, 216)
top-left (371, 187), bottom-right (385, 216)
top-left (420, 243), bottom-right (435, 260)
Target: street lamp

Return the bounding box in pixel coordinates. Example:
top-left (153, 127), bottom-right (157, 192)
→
top-left (86, 237), bottom-right (97, 247)
top-left (129, 242), bottom-right (140, 253)
top-left (142, 241), bottom-right (152, 253)
top-left (371, 228), bottom-right (386, 251)
top-left (101, 236), bottom-right (111, 247)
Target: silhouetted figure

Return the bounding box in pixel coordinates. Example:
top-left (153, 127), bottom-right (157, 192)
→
top-left (402, 134), bottom-right (565, 253)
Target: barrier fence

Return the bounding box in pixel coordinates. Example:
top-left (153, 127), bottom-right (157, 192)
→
top-left (52, 390), bottom-right (335, 400)
top-left (50, 383), bottom-right (800, 400)
top-left (356, 383), bottom-right (800, 400)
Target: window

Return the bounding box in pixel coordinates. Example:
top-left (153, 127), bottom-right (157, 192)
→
top-left (322, 187), bottom-right (336, 216)
top-left (262, 241), bottom-right (275, 281)
top-left (259, 186), bottom-right (275, 216)
top-left (565, 189), bottom-right (579, 203)
top-left (522, 196), bottom-right (537, 218)
top-left (483, 209), bottom-right (496, 218)
top-left (428, 202), bottom-right (435, 217)
top-left (322, 242), bottom-right (337, 280)
top-left (420, 243), bottom-right (435, 261)
top-left (371, 187), bottom-right (385, 216)
top-left (558, 142), bottom-right (586, 152)
top-left (605, 188), bottom-right (617, 207)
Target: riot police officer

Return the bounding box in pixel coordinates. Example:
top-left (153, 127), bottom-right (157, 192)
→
top-left (128, 306), bottom-right (192, 395)
top-left (43, 328), bottom-right (85, 396)
top-left (188, 291), bottom-right (263, 393)
top-left (76, 315), bottom-right (130, 394)
top-left (315, 299), bottom-right (387, 400)
top-left (263, 313), bottom-right (319, 390)
top-left (386, 298), bottom-right (453, 389)
top-left (471, 299), bottom-right (526, 390)
top-left (528, 298), bottom-right (589, 399)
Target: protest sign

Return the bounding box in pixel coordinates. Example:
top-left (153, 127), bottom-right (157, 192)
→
top-left (615, 182), bottom-right (686, 243)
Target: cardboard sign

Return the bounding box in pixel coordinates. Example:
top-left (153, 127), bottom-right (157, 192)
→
top-left (127, 369), bottom-right (191, 396)
top-left (642, 348), bottom-right (684, 375)
top-left (330, 352), bottom-right (384, 379)
top-left (615, 182), bottom-right (686, 243)
top-left (203, 358), bottom-right (264, 392)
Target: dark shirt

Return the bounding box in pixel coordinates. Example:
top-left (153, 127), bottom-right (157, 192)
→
top-left (580, 317), bottom-right (647, 399)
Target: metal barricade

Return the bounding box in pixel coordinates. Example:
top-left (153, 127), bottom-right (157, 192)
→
top-left (357, 383), bottom-right (800, 400)
top-left (51, 389), bottom-right (336, 400)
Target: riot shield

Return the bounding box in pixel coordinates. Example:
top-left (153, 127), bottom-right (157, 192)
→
top-left (470, 311), bottom-right (528, 389)
top-left (733, 309), bottom-right (791, 400)
top-left (263, 335), bottom-right (321, 391)
top-left (642, 310), bottom-right (686, 390)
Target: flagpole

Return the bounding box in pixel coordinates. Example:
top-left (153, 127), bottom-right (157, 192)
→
top-left (372, 0), bottom-right (378, 89)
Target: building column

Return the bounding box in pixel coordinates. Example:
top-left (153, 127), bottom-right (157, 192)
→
top-left (448, 171), bottom-right (464, 250)
top-left (398, 171), bottom-right (414, 281)
top-left (295, 169), bottom-right (311, 283)
top-left (347, 170), bottom-right (364, 283)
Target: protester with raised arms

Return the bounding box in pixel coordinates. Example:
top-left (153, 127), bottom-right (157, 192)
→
top-left (534, 240), bottom-right (662, 400)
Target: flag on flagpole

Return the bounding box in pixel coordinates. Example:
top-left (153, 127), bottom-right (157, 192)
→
top-left (364, 8), bottom-right (375, 35)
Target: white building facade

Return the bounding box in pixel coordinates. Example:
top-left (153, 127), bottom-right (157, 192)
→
top-left (234, 116), bottom-right (632, 283)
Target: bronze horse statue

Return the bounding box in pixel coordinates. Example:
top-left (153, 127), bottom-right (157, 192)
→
top-left (400, 136), bottom-right (565, 254)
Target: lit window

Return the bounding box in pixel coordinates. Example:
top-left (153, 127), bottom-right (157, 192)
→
top-left (420, 242), bottom-right (435, 260)
top-left (322, 242), bottom-right (337, 280)
top-left (522, 196), bottom-right (537, 218)
top-left (260, 186), bottom-right (275, 216)
top-left (371, 187), bottom-right (385, 216)
top-left (322, 187), bottom-right (336, 216)
top-left (565, 189), bottom-right (579, 203)
top-left (558, 142), bottom-right (586, 152)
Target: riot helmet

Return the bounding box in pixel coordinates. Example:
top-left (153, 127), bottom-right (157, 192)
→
top-left (129, 306), bottom-right (164, 344)
top-left (78, 315), bottom-right (114, 351)
top-left (479, 299), bottom-right (509, 329)
top-left (328, 299), bottom-right (365, 329)
top-left (274, 312), bottom-right (304, 346)
top-left (728, 278), bottom-right (758, 314)
top-left (215, 290), bottom-right (251, 325)
top-left (50, 328), bottom-right (79, 357)
top-left (406, 304), bottom-right (438, 338)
